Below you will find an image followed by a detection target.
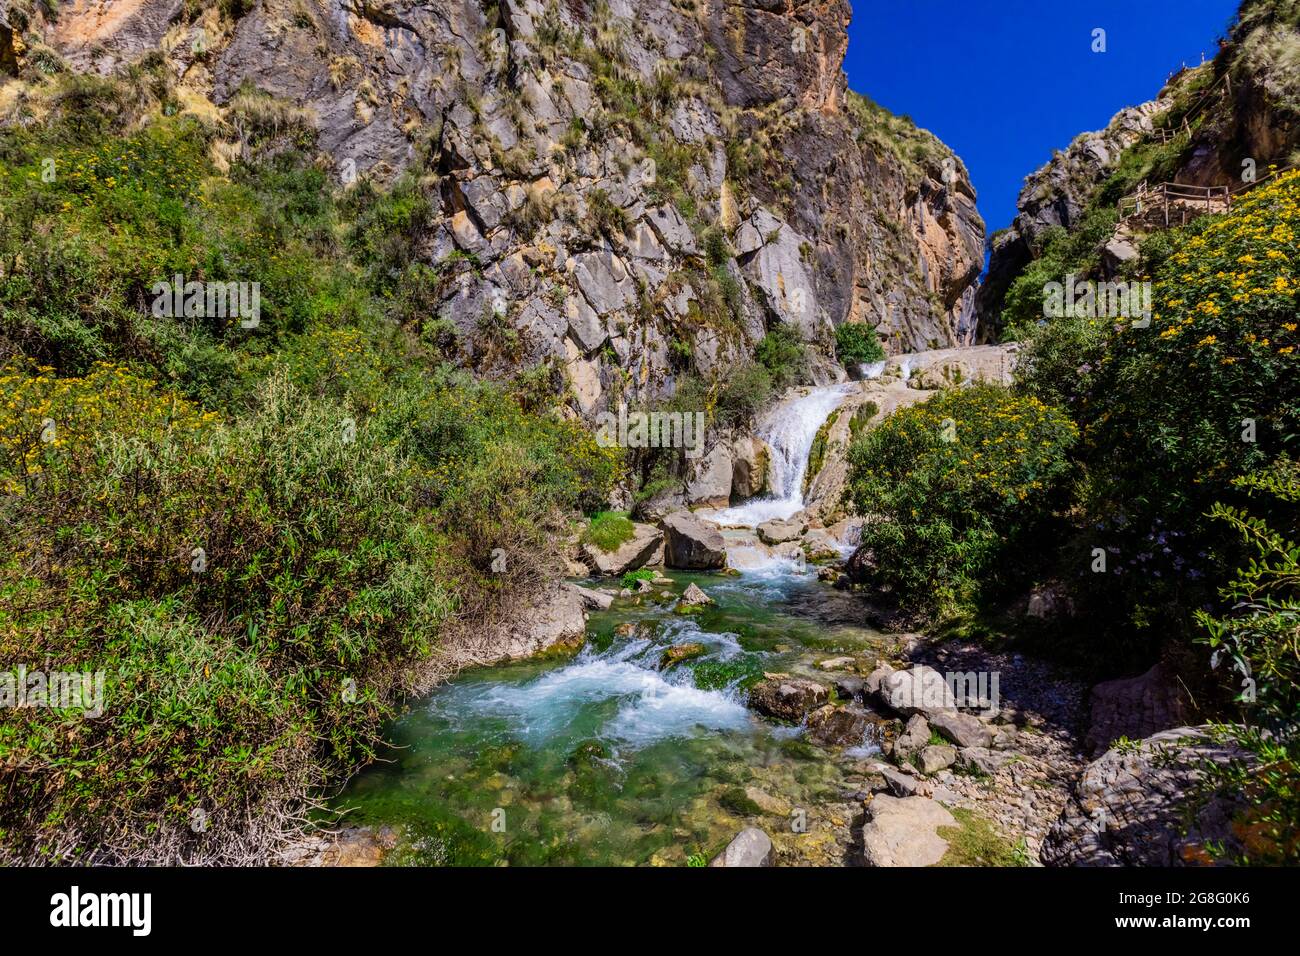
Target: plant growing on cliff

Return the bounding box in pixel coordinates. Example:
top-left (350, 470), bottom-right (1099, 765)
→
top-left (755, 322), bottom-right (808, 390)
top-left (834, 322), bottom-right (885, 366)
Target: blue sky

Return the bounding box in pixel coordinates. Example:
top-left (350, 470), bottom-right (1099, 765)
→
top-left (844, 0), bottom-right (1242, 233)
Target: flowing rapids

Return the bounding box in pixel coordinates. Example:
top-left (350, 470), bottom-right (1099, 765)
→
top-left (331, 566), bottom-right (886, 866)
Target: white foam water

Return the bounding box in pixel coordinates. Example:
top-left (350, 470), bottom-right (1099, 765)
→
top-left (710, 383), bottom-right (856, 528)
top-left (859, 360), bottom-right (887, 380)
top-left (438, 641), bottom-right (753, 747)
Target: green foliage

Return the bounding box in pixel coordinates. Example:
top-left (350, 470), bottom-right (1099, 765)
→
top-left (583, 511), bottom-right (636, 553)
top-left (1195, 461), bottom-right (1300, 864)
top-left (845, 90), bottom-right (954, 183)
top-left (755, 323), bottom-right (808, 391)
top-left (835, 322), bottom-right (885, 366)
top-left (620, 568), bottom-right (656, 589)
top-left (998, 206), bottom-right (1121, 339)
top-left (1080, 172), bottom-right (1300, 530)
top-left (847, 385), bottom-right (1078, 616)
top-left (937, 808), bottom-right (1029, 866)
top-left (0, 70), bottom-right (618, 862)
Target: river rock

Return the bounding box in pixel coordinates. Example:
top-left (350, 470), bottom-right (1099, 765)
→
top-left (749, 677), bottom-right (829, 722)
top-left (660, 511), bottom-right (726, 570)
top-left (957, 747), bottom-right (1009, 776)
top-left (757, 515), bottom-right (806, 545)
top-left (709, 827), bottom-right (773, 867)
top-left (632, 485), bottom-right (686, 524)
top-left (447, 582), bottom-right (587, 667)
top-left (684, 444), bottom-right (733, 509)
top-left (679, 582), bottom-right (714, 608)
top-left (860, 795), bottom-right (956, 867)
top-left (743, 787), bottom-right (791, 817)
top-left (817, 656), bottom-right (855, 671)
top-left (929, 711), bottom-right (994, 749)
top-left (805, 704), bottom-right (871, 748)
top-left (660, 642), bottom-right (706, 669)
top-left (895, 714), bottom-right (931, 757)
top-left (879, 664), bottom-right (957, 718)
top-left (876, 764), bottom-right (923, 798)
top-left (730, 436), bottom-right (770, 498)
top-left (563, 582), bottom-right (613, 611)
top-left (1042, 726), bottom-right (1251, 867)
top-left (918, 745), bottom-right (958, 775)
top-left (581, 522), bottom-right (664, 576)
top-left (845, 544), bottom-right (877, 584)
top-left (832, 674), bottom-right (866, 701)
top-left (864, 663), bottom-right (895, 696)
top-left (1083, 662), bottom-right (1192, 757)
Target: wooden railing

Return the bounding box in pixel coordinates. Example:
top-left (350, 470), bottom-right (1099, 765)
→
top-left (1119, 181), bottom-right (1231, 225)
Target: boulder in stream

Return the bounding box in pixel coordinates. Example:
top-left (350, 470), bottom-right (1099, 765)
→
top-left (581, 522), bottom-right (664, 576)
top-left (678, 582), bottom-right (714, 609)
top-left (805, 704), bottom-right (872, 748)
top-left (709, 827), bottom-right (773, 867)
top-left (660, 510), bottom-right (727, 570)
top-left (757, 515), bottom-right (806, 545)
top-left (749, 676), bottom-right (829, 722)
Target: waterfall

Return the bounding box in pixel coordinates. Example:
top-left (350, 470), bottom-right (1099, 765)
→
top-left (859, 360), bottom-right (887, 380)
top-left (710, 384), bottom-right (855, 527)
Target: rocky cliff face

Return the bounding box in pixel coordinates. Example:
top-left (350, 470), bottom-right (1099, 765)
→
top-left (977, 0), bottom-right (1300, 335)
top-left (9, 0), bottom-right (984, 414)
top-left (975, 101), bottom-right (1161, 331)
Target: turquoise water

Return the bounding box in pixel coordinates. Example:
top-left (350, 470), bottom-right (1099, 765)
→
top-left (331, 566), bottom-right (886, 866)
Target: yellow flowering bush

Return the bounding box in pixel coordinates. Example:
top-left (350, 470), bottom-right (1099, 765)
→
top-left (0, 360), bottom-right (213, 494)
top-left (847, 385), bottom-right (1077, 615)
top-left (1082, 169), bottom-right (1300, 524)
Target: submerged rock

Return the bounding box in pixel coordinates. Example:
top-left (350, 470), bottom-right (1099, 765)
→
top-left (805, 704), bottom-right (872, 748)
top-left (749, 677), bottom-right (829, 722)
top-left (660, 642), bottom-right (707, 669)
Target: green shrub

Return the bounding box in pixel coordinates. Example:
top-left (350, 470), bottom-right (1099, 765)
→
top-left (755, 323), bottom-right (808, 390)
top-left (835, 322), bottom-right (885, 365)
top-left (847, 385), bottom-right (1078, 615)
top-left (583, 511), bottom-right (636, 553)
top-left (1194, 460), bottom-right (1300, 864)
top-left (620, 568), bottom-right (656, 589)
top-left (1080, 171), bottom-right (1300, 531)
top-left (0, 374), bottom-right (454, 861)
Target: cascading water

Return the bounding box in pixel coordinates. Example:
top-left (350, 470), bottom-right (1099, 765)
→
top-left (710, 383), bottom-right (856, 528)
top-left (333, 568), bottom-right (887, 866)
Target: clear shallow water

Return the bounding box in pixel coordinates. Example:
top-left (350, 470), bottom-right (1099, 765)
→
top-left (331, 565), bottom-right (886, 866)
